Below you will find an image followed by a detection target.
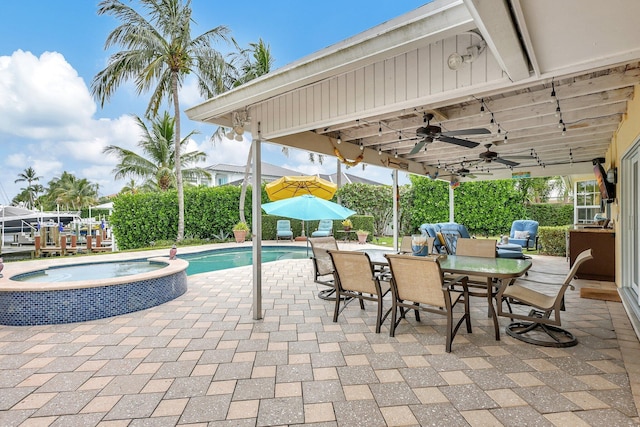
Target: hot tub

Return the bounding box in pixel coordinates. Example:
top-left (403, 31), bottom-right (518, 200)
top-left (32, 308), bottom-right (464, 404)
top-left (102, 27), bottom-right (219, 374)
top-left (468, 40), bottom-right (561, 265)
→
top-left (0, 257), bottom-right (188, 326)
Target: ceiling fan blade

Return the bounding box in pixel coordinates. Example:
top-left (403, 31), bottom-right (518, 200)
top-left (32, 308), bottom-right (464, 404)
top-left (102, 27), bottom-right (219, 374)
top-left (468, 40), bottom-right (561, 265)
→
top-left (409, 139), bottom-right (426, 155)
top-left (494, 157), bottom-right (520, 167)
top-left (438, 135), bottom-right (480, 148)
top-left (501, 155), bottom-right (535, 159)
top-left (441, 128), bottom-right (491, 137)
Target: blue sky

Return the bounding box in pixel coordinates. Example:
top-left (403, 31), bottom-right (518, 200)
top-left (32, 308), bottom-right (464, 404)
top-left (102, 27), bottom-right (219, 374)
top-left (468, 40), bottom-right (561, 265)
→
top-left (0, 1), bottom-right (426, 204)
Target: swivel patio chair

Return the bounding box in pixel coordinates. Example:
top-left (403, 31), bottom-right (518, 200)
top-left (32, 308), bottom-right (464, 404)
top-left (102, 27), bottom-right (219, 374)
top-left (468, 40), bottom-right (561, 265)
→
top-left (276, 220), bottom-right (293, 241)
top-left (385, 254), bottom-right (471, 352)
top-left (311, 219), bottom-right (333, 237)
top-left (495, 248), bottom-right (593, 347)
top-left (328, 250), bottom-right (392, 333)
top-left (309, 236), bottom-right (339, 299)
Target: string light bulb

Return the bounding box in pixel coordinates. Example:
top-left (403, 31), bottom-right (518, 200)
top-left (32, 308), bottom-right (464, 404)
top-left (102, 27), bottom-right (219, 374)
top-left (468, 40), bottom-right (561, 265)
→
top-left (555, 104), bottom-right (561, 117)
top-left (378, 147), bottom-right (382, 155)
top-left (480, 99), bottom-right (485, 116)
top-left (394, 150), bottom-right (398, 159)
top-left (359, 140), bottom-right (364, 151)
top-left (337, 132), bottom-right (341, 144)
top-left (503, 134), bottom-right (508, 144)
top-left (378, 123), bottom-right (382, 137)
top-left (562, 125), bottom-right (566, 136)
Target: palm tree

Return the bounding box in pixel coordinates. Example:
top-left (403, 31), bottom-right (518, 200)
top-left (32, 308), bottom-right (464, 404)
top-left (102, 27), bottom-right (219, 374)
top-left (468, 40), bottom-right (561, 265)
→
top-left (14, 167), bottom-right (42, 209)
top-left (120, 178), bottom-right (142, 195)
top-left (104, 113), bottom-right (209, 191)
top-left (45, 172), bottom-right (99, 210)
top-left (227, 39), bottom-right (275, 223)
top-left (92, 0), bottom-right (230, 241)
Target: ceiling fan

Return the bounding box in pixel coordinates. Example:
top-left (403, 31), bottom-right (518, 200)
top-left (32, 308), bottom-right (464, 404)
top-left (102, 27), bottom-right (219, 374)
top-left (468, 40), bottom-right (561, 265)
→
top-left (409, 113), bottom-right (491, 155)
top-left (454, 167), bottom-right (492, 179)
top-left (478, 143), bottom-right (532, 167)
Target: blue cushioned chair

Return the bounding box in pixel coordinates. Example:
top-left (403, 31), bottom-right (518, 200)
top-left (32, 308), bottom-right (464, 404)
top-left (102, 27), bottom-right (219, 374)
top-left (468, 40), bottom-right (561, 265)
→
top-left (276, 220), bottom-right (293, 241)
top-left (508, 220), bottom-right (539, 250)
top-left (311, 219), bottom-right (333, 237)
top-left (419, 222), bottom-right (471, 254)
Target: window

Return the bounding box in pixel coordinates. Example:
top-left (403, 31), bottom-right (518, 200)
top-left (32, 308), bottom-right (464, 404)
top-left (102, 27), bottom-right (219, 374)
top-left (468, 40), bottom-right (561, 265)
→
top-left (574, 180), bottom-right (601, 224)
top-left (216, 175), bottom-right (228, 186)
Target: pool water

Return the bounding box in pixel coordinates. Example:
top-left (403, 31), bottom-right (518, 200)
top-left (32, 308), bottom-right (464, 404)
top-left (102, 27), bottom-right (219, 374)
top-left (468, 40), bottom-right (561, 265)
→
top-left (181, 246), bottom-right (309, 275)
top-left (13, 261), bottom-right (165, 283)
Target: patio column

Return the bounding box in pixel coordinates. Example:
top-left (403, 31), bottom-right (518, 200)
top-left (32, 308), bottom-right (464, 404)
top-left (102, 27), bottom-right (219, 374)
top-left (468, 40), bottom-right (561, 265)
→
top-left (392, 170), bottom-right (399, 251)
top-left (449, 185), bottom-right (455, 222)
top-left (252, 124), bottom-right (263, 320)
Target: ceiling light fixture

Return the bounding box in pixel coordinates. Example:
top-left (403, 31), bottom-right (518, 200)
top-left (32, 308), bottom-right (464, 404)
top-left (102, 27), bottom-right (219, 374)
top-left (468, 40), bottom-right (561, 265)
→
top-left (226, 110), bottom-right (250, 141)
top-left (447, 40), bottom-right (487, 70)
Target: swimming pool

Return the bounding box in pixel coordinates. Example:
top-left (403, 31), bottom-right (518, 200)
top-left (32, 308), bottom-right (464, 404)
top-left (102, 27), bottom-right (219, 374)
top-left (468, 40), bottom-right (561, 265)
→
top-left (181, 246), bottom-right (309, 275)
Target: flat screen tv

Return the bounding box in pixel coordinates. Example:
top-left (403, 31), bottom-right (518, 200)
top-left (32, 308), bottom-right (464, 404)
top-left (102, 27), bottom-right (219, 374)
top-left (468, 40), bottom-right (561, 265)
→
top-left (593, 162), bottom-right (615, 201)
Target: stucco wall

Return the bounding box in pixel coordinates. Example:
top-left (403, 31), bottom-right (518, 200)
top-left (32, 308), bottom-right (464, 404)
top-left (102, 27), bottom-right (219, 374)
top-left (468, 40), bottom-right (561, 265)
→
top-left (607, 84), bottom-right (640, 287)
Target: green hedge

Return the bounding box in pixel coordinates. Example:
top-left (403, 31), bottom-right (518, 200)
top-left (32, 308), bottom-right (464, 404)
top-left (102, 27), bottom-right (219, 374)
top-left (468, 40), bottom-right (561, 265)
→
top-left (525, 204), bottom-right (573, 226)
top-left (111, 186), bottom-right (253, 249)
top-left (538, 226), bottom-right (569, 256)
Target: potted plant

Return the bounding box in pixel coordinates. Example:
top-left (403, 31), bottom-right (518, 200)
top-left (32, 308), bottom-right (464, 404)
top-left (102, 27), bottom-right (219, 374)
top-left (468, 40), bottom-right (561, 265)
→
top-left (341, 219), bottom-right (353, 231)
top-left (356, 229), bottom-right (369, 244)
top-left (233, 221), bottom-right (250, 243)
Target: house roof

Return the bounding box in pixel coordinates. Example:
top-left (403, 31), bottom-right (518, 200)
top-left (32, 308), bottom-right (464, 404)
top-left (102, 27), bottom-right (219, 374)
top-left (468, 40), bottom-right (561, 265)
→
top-left (186, 0), bottom-right (640, 182)
top-left (206, 162), bottom-right (302, 178)
top-left (319, 172), bottom-right (384, 186)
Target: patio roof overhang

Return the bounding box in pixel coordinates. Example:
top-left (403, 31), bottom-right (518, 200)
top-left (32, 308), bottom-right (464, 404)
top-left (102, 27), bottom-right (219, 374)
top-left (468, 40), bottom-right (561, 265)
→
top-left (186, 0), bottom-right (640, 182)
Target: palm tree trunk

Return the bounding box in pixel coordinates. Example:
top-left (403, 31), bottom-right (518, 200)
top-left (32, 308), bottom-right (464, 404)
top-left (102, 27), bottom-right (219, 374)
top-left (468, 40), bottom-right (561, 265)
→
top-left (239, 141), bottom-right (253, 224)
top-left (172, 72), bottom-right (185, 241)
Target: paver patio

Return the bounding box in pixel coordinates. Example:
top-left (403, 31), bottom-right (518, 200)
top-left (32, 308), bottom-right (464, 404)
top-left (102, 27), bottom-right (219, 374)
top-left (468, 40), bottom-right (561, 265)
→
top-left (0, 243), bottom-right (639, 426)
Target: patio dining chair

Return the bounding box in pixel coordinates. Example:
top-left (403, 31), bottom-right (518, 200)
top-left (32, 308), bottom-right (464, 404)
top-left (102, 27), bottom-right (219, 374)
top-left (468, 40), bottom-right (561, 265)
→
top-left (385, 254), bottom-right (471, 352)
top-left (454, 238), bottom-right (499, 320)
top-left (328, 250), bottom-right (392, 333)
top-left (309, 236), bottom-right (339, 299)
top-left (495, 248), bottom-right (593, 347)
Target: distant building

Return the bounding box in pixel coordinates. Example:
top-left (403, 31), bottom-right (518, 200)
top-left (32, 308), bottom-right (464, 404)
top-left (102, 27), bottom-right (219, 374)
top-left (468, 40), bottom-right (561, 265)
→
top-left (188, 162), bottom-right (384, 187)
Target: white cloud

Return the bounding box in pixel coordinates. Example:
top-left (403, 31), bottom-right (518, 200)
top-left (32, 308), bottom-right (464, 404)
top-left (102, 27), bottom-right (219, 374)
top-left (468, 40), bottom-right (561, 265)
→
top-left (0, 50), bottom-right (95, 138)
top-left (0, 51), bottom-right (146, 201)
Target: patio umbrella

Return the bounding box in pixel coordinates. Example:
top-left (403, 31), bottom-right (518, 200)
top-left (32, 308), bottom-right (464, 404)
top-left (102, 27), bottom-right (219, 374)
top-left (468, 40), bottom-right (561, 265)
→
top-left (265, 176), bottom-right (337, 201)
top-left (262, 195), bottom-right (356, 254)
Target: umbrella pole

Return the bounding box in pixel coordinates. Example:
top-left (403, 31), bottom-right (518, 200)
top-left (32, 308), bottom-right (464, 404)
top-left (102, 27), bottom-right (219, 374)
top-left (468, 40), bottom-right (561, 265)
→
top-left (306, 222), bottom-right (310, 256)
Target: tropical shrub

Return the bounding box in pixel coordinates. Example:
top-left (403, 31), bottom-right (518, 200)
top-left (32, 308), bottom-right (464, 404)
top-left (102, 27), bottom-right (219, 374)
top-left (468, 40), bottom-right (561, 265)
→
top-left (538, 226), bottom-right (569, 256)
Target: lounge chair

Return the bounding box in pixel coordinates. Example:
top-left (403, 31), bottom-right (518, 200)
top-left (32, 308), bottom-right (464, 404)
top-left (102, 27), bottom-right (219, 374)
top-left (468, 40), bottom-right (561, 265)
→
top-left (311, 219), bottom-right (333, 237)
top-left (276, 220), bottom-right (293, 241)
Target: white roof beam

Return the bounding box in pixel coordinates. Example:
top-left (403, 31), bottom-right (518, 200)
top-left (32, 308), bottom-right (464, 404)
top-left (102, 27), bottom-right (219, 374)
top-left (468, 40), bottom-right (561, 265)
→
top-left (462, 0), bottom-right (531, 81)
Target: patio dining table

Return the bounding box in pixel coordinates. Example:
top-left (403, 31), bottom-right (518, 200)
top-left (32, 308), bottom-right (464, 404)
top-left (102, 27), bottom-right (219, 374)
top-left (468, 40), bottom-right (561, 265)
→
top-left (361, 249), bottom-right (532, 340)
